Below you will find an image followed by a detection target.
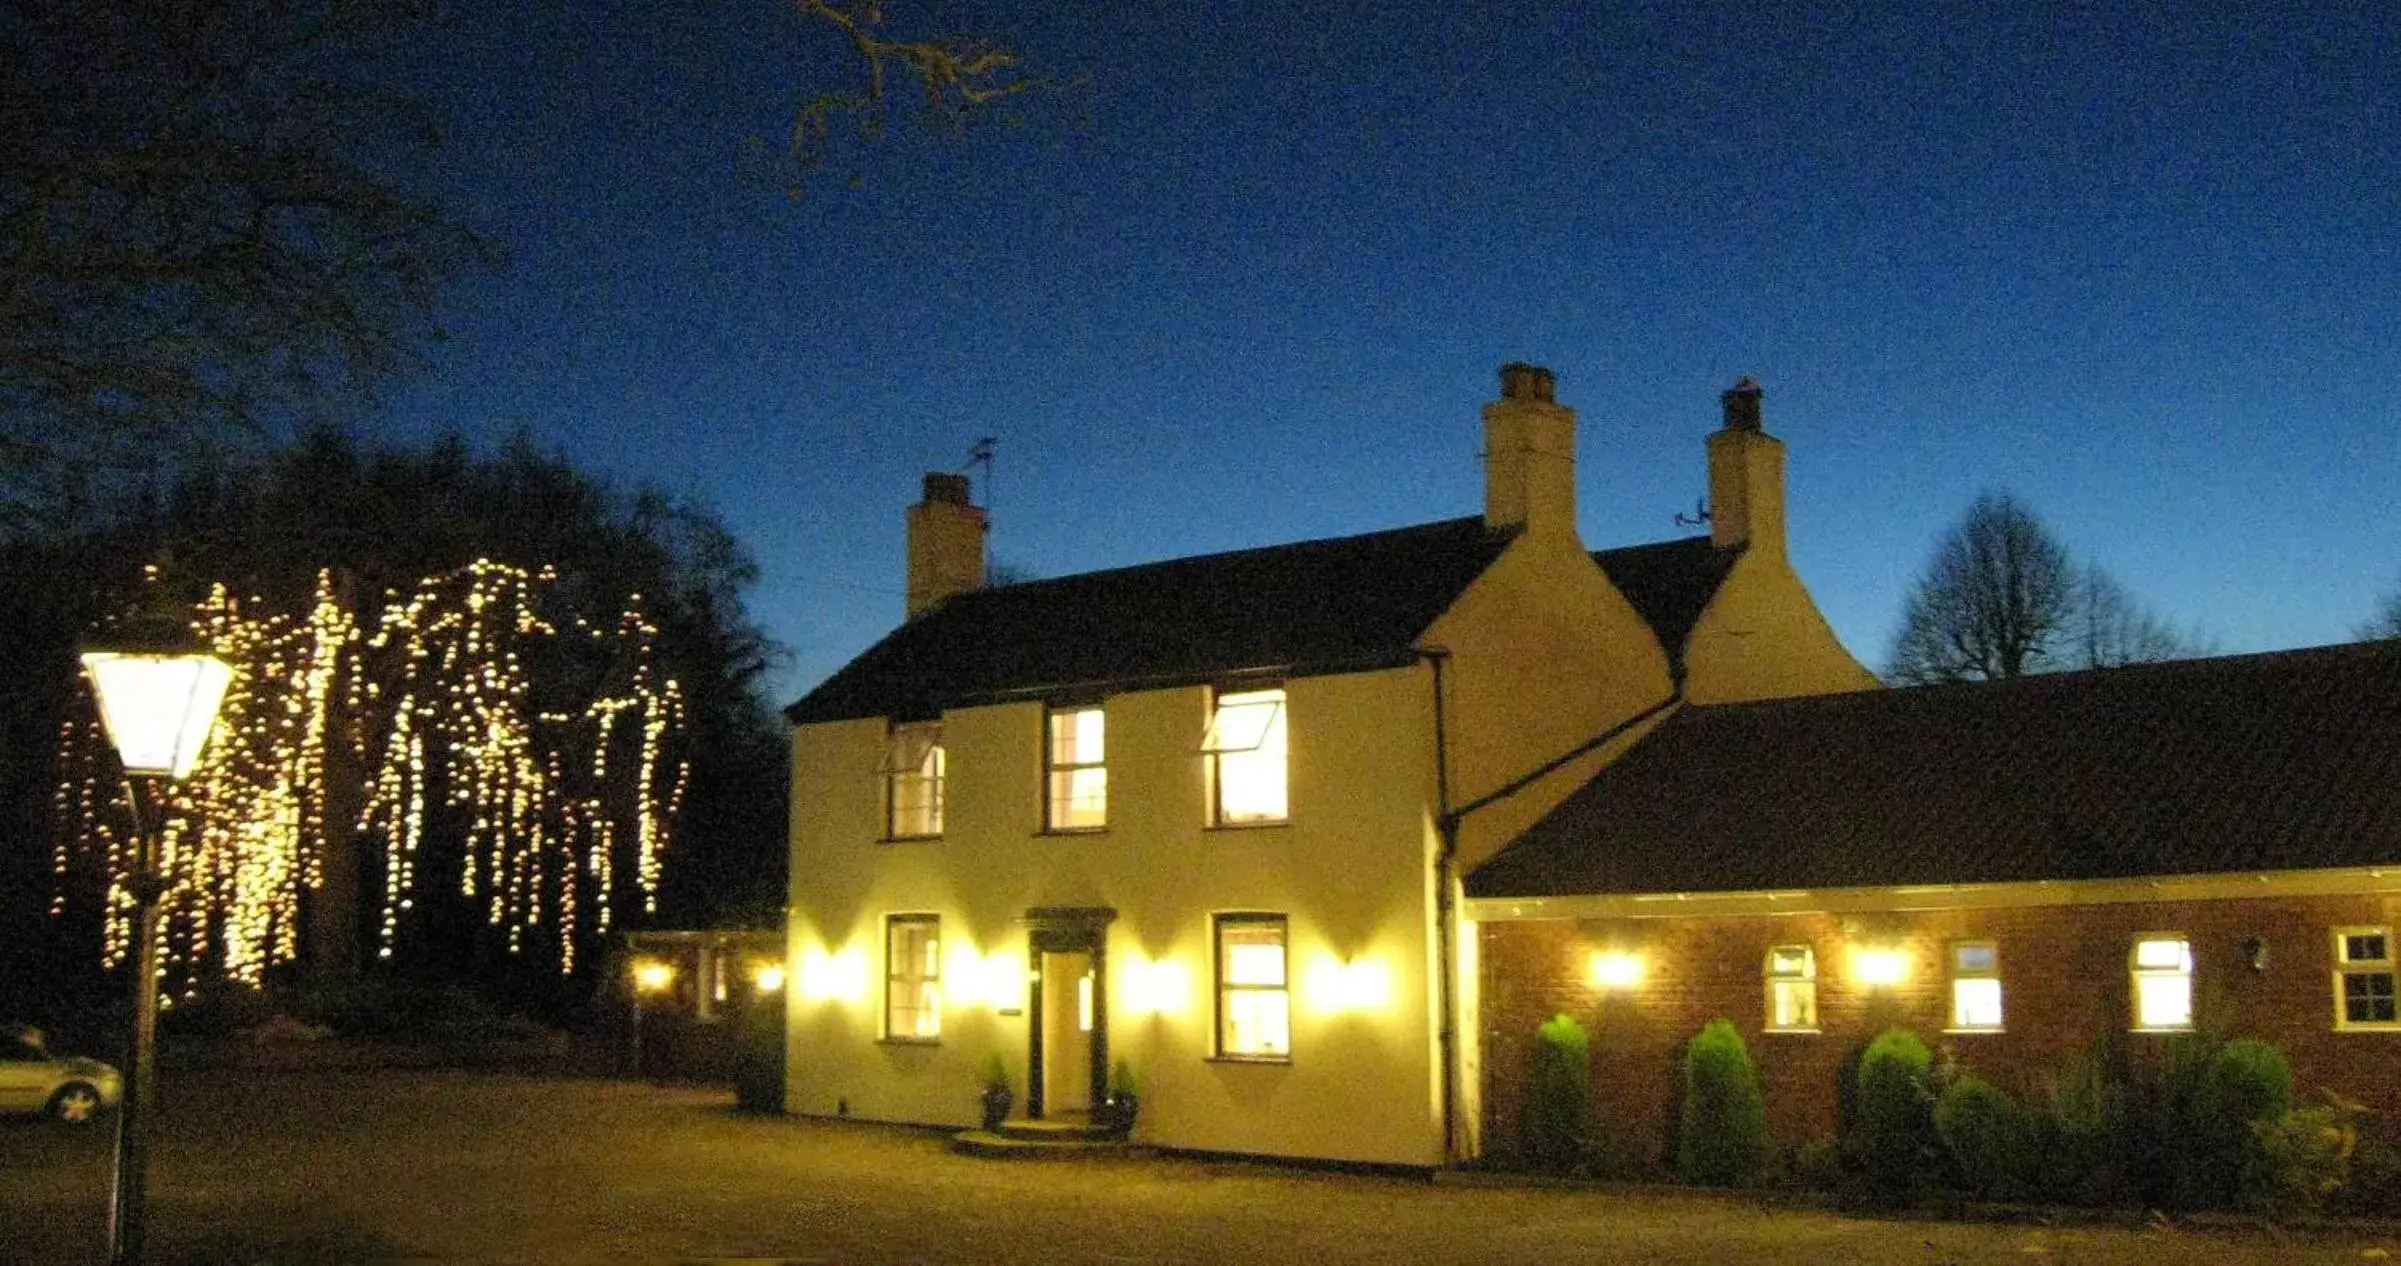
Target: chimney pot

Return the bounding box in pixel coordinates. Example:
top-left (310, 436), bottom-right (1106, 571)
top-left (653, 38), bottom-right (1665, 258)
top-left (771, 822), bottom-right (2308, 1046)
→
top-left (1499, 363), bottom-right (1555, 404)
top-left (1720, 376), bottom-right (1764, 432)
top-left (921, 472), bottom-right (972, 506)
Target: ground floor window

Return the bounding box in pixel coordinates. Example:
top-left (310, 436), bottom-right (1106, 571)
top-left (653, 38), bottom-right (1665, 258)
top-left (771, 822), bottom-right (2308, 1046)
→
top-left (2336, 927), bottom-right (2398, 1029)
top-left (1215, 914), bottom-right (1290, 1059)
top-left (1764, 944), bottom-right (1817, 1031)
top-left (1948, 940), bottom-right (2004, 1032)
top-left (886, 914), bottom-right (941, 1041)
top-left (2131, 935), bottom-right (2193, 1031)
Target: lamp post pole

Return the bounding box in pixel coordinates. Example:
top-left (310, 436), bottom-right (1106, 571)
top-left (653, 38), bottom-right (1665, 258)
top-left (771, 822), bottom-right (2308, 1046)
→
top-left (81, 617), bottom-right (233, 1266)
top-left (110, 780), bottom-right (167, 1266)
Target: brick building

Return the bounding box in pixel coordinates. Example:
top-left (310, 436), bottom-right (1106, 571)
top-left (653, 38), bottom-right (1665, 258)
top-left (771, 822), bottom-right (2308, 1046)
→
top-left (1466, 641), bottom-right (2401, 1171)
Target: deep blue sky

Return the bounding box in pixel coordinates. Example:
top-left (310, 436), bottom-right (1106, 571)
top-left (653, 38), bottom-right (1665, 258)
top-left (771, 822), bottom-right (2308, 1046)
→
top-left (384, 1), bottom-right (2401, 701)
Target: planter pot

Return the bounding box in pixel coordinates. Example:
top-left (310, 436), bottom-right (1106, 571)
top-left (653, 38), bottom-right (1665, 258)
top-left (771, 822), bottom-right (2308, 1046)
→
top-left (981, 1086), bottom-right (1012, 1131)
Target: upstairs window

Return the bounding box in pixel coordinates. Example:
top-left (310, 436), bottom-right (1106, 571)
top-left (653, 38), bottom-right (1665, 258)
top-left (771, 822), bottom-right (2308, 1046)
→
top-left (884, 721), bottom-right (944, 839)
top-left (2131, 935), bottom-right (2193, 1031)
top-left (1763, 944), bottom-right (1817, 1032)
top-left (1215, 914), bottom-right (1291, 1060)
top-left (1202, 687), bottom-right (1287, 826)
top-left (885, 914), bottom-right (941, 1041)
top-left (1045, 705), bottom-right (1108, 831)
top-left (1948, 941), bottom-right (2004, 1032)
top-left (2336, 928), bottom-right (2398, 1030)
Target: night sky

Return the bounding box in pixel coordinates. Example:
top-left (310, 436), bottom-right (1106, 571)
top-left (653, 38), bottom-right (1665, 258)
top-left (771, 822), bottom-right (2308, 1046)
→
top-left (381, 2), bottom-right (2401, 701)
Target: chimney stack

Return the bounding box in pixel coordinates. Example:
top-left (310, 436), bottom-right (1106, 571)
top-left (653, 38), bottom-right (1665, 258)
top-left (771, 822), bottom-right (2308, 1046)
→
top-left (1482, 363), bottom-right (1577, 538)
top-left (905, 472), bottom-right (987, 619)
top-left (1705, 376), bottom-right (1785, 555)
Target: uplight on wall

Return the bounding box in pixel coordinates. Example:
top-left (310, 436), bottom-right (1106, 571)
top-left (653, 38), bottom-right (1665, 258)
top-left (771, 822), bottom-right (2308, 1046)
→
top-left (752, 961), bottom-right (787, 993)
top-left (1305, 954), bottom-right (1393, 1013)
top-left (633, 959), bottom-right (676, 993)
top-left (1123, 956), bottom-right (1192, 1015)
top-left (1852, 946), bottom-right (1910, 988)
top-left (1589, 951), bottom-right (1646, 990)
top-left (798, 944), bottom-right (868, 1003)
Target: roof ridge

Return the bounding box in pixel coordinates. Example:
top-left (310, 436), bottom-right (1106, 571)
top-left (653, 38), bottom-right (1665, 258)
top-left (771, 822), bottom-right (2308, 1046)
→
top-left (967, 515), bottom-right (1497, 597)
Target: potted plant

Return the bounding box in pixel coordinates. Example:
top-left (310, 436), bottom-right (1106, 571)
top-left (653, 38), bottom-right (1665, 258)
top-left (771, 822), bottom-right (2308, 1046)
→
top-left (979, 1053), bottom-right (1013, 1130)
top-left (1102, 1056), bottom-right (1139, 1136)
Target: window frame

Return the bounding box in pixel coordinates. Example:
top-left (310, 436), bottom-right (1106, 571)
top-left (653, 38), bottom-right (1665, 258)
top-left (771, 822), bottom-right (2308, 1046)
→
top-left (883, 913), bottom-right (942, 1044)
top-left (882, 720), bottom-right (945, 840)
top-left (2334, 926), bottom-right (2399, 1032)
top-left (1212, 912), bottom-right (1292, 1063)
top-left (1043, 704), bottom-right (1109, 833)
top-left (1762, 943), bottom-right (1818, 1034)
top-left (1946, 939), bottom-right (2005, 1034)
top-left (1201, 685), bottom-right (1289, 828)
top-left (2129, 934), bottom-right (2194, 1033)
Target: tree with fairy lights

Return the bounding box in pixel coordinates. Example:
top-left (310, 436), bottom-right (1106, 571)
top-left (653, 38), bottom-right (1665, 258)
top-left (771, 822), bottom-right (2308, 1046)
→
top-left (54, 558), bottom-right (690, 997)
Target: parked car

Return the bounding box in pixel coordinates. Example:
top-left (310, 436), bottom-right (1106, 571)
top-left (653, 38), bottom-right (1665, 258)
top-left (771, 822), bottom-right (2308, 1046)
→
top-left (0, 1026), bottom-right (122, 1123)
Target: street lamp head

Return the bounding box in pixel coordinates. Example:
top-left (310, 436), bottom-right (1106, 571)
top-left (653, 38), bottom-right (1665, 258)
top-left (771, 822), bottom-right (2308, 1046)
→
top-left (80, 617), bottom-right (232, 780)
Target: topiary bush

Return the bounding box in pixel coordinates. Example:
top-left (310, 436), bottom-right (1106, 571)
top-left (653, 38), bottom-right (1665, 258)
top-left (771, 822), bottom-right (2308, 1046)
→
top-left (1521, 1013), bottom-right (1592, 1172)
top-left (1675, 1018), bottom-right (1768, 1186)
top-left (1934, 1073), bottom-right (2035, 1201)
top-left (2150, 1036), bottom-right (2294, 1210)
top-left (1844, 1028), bottom-right (1938, 1205)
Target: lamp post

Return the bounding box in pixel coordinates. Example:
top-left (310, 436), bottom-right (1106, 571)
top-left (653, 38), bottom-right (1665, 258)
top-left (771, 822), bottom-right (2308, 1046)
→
top-left (80, 623), bottom-right (232, 1266)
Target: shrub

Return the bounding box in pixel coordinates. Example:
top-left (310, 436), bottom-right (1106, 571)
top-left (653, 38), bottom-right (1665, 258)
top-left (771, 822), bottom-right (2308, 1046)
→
top-left (1934, 1074), bottom-right (2035, 1200)
top-left (1844, 1028), bottom-right (1938, 1204)
top-left (2244, 1107), bottom-right (2353, 1216)
top-left (1521, 1013), bottom-right (1592, 1172)
top-left (2030, 1046), bottom-right (2131, 1205)
top-left (1675, 1019), bottom-right (1768, 1186)
top-left (2152, 1037), bottom-right (2294, 1210)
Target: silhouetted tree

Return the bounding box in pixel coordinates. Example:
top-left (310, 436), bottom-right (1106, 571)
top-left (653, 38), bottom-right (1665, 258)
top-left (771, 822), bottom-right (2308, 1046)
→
top-left (1887, 492), bottom-right (2194, 684)
top-left (785, 0), bottom-right (1045, 195)
top-left (0, 0), bottom-right (491, 529)
top-left (2364, 586), bottom-right (2401, 642)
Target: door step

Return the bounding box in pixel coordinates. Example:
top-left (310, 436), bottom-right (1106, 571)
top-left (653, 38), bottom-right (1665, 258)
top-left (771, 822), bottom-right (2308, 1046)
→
top-left (950, 1115), bottom-right (1132, 1158)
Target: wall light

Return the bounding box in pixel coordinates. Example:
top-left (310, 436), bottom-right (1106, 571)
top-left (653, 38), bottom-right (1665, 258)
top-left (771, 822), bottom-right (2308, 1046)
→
top-left (1123, 956), bottom-right (1191, 1015)
top-left (1305, 954), bottom-right (1393, 1013)
top-left (633, 959), bottom-right (676, 993)
top-left (1589, 951), bottom-right (1645, 990)
top-left (798, 944), bottom-right (868, 1003)
top-left (1852, 947), bottom-right (1910, 988)
top-left (752, 961), bottom-right (787, 993)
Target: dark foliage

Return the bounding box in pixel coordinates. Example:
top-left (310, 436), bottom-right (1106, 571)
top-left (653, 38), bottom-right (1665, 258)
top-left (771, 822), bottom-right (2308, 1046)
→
top-left (1521, 1013), bottom-right (1592, 1172)
top-left (0, 0), bottom-right (491, 527)
top-left (1841, 1028), bottom-right (1940, 1205)
top-left (1674, 1018), bottom-right (1768, 1186)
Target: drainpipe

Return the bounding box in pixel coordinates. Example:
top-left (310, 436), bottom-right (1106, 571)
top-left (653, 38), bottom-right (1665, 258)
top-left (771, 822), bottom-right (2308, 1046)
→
top-left (1424, 652), bottom-right (1686, 1168)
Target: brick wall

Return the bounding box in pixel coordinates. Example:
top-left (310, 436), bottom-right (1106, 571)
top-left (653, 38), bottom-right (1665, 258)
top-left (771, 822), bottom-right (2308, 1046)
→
top-left (1478, 892), bottom-right (2401, 1174)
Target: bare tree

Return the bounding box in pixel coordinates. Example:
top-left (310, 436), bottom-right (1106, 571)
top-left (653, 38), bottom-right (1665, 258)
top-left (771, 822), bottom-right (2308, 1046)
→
top-left (786, 0), bottom-right (1044, 195)
top-left (1887, 492), bottom-right (2193, 684)
top-left (2364, 586), bottom-right (2401, 641)
top-left (0, 0), bottom-right (492, 529)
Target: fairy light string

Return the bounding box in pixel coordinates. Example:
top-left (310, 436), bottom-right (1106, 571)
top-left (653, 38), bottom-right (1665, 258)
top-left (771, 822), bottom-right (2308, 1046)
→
top-left (55, 561), bottom-right (689, 993)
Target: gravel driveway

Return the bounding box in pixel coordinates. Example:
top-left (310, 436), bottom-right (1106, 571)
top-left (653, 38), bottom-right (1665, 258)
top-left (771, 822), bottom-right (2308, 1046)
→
top-left (0, 1069), bottom-right (2391, 1264)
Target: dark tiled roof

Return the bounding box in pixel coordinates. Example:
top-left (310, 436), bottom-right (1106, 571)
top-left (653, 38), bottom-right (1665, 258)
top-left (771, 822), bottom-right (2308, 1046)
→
top-left (787, 517), bottom-right (1514, 723)
top-left (1590, 535), bottom-right (1738, 669)
top-left (1468, 640), bottom-right (2401, 898)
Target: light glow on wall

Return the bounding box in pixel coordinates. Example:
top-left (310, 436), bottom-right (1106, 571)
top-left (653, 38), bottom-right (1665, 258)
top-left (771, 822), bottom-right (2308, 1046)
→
top-left (1305, 954), bottom-right (1392, 1013)
top-left (752, 961), bottom-right (786, 993)
top-left (633, 959), bottom-right (675, 992)
top-left (798, 943), bottom-right (868, 1003)
top-left (1852, 947), bottom-right (1910, 987)
top-left (1589, 951), bottom-right (1645, 990)
top-left (1122, 956), bottom-right (1192, 1014)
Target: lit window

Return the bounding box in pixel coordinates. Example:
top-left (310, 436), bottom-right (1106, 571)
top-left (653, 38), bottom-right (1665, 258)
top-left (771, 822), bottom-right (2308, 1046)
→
top-left (2131, 936), bottom-right (2193, 1031)
top-left (1216, 914), bottom-right (1290, 1059)
top-left (885, 915), bottom-right (941, 1040)
top-left (884, 722), bottom-right (944, 838)
top-left (1764, 944), bottom-right (1817, 1031)
top-left (2336, 928), bottom-right (2398, 1030)
top-left (1202, 687), bottom-right (1287, 825)
top-left (1045, 705), bottom-right (1108, 831)
top-left (1948, 941), bottom-right (2003, 1032)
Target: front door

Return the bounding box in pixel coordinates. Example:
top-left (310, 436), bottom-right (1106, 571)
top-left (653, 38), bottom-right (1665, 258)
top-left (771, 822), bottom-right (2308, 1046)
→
top-left (1023, 907), bottom-right (1113, 1120)
top-left (1039, 950), bottom-right (1094, 1113)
